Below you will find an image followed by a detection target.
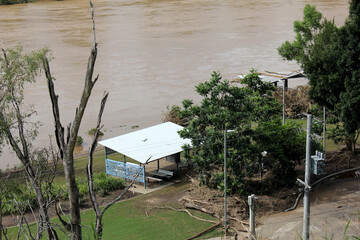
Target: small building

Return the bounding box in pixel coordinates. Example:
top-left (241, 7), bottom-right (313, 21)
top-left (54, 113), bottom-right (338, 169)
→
top-left (98, 122), bottom-right (192, 188)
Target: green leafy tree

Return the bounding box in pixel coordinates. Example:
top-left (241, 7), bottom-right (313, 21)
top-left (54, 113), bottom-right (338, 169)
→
top-left (0, 45), bottom-right (59, 239)
top-left (178, 71), bottom-right (304, 193)
top-left (254, 120), bottom-right (306, 187)
top-left (278, 1), bottom-right (360, 152)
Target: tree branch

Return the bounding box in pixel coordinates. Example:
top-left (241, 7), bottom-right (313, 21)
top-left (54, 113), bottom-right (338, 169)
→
top-left (42, 56), bottom-right (65, 158)
top-left (87, 92), bottom-right (109, 217)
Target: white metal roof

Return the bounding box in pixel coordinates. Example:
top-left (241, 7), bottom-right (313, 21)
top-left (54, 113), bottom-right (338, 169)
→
top-left (98, 122), bottom-right (191, 164)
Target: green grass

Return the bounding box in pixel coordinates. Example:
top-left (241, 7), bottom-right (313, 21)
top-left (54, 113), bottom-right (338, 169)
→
top-left (5, 182), bottom-right (217, 240)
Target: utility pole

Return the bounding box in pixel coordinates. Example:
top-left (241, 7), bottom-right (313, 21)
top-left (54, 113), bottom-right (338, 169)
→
top-left (282, 80), bottom-right (286, 125)
top-left (248, 194), bottom-right (256, 240)
top-left (303, 114), bottom-right (312, 240)
top-left (223, 129), bottom-right (234, 230)
top-left (224, 129), bottom-right (227, 229)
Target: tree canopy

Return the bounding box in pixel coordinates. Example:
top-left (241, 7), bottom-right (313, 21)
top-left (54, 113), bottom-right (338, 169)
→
top-left (278, 0), bottom-right (360, 151)
top-left (178, 71), bottom-right (305, 194)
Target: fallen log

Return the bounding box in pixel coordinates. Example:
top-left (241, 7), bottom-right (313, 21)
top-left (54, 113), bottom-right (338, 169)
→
top-left (184, 222), bottom-right (221, 240)
top-left (184, 203), bottom-right (220, 219)
top-left (181, 197), bottom-right (218, 207)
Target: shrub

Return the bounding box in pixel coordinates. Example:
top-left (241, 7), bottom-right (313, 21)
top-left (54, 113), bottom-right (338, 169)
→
top-left (2, 186), bottom-right (38, 215)
top-left (88, 128), bottom-right (104, 136)
top-left (93, 173), bottom-right (125, 196)
top-left (76, 136), bottom-right (83, 146)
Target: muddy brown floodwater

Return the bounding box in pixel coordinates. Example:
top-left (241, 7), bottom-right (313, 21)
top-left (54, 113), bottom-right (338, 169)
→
top-left (0, 0), bottom-right (348, 168)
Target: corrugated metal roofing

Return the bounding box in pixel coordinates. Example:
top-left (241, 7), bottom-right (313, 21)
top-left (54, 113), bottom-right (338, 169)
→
top-left (98, 122), bottom-right (191, 164)
top-left (235, 70), bottom-right (305, 84)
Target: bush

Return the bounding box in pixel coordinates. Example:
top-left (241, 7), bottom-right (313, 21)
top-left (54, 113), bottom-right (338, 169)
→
top-left (93, 173), bottom-right (125, 196)
top-left (1, 173), bottom-right (125, 216)
top-left (76, 136), bottom-right (83, 146)
top-left (88, 128), bottom-right (104, 136)
top-left (0, 0), bottom-right (34, 5)
top-left (2, 186), bottom-right (38, 215)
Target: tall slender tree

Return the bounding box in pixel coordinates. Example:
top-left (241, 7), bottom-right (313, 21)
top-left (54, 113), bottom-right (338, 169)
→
top-left (0, 45), bottom-right (58, 239)
top-left (41, 1), bottom-right (105, 239)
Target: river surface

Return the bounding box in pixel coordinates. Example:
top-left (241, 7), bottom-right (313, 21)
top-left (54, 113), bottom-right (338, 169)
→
top-left (0, 0), bottom-right (348, 169)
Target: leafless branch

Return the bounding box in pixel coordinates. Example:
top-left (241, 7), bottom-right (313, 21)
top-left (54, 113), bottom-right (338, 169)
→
top-left (89, 0), bottom-right (96, 44)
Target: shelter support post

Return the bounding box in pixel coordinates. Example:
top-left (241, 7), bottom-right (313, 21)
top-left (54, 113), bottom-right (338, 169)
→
top-left (123, 155), bottom-right (127, 182)
top-left (157, 159), bottom-right (160, 170)
top-left (143, 165), bottom-right (146, 189)
top-left (105, 148), bottom-right (108, 176)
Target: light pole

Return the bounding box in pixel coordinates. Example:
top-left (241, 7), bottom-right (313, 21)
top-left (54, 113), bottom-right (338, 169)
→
top-left (223, 129), bottom-right (234, 229)
top-left (280, 79), bottom-right (286, 125)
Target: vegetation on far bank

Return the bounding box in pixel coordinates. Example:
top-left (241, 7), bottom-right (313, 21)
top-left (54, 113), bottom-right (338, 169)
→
top-left (0, 0), bottom-right (33, 5)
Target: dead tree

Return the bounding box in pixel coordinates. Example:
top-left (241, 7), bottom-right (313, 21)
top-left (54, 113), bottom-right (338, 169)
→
top-left (42, 1), bottom-right (102, 239)
top-left (85, 90), bottom-right (151, 238)
top-left (86, 95), bottom-right (152, 239)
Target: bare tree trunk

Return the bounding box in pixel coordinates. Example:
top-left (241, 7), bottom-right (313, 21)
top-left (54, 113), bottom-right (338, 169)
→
top-left (0, 191), bottom-right (3, 240)
top-left (42, 3), bottom-right (99, 238)
top-left (86, 93), bottom-right (151, 240)
top-left (345, 136), bottom-right (353, 152)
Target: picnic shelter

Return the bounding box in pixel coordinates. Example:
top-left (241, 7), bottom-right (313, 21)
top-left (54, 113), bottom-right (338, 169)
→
top-left (98, 122), bottom-right (192, 188)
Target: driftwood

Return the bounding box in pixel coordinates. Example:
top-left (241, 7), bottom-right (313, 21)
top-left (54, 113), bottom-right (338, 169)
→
top-left (184, 203), bottom-right (220, 219)
top-left (181, 196), bottom-right (250, 225)
top-left (184, 222), bottom-right (221, 240)
top-left (227, 216), bottom-right (249, 226)
top-left (181, 197), bottom-right (220, 218)
top-left (181, 197), bottom-right (218, 207)
top-left (155, 205), bottom-right (218, 224)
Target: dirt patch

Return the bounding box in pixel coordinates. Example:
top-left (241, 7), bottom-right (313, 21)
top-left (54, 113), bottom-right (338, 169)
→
top-left (178, 175), bottom-right (295, 229)
top-left (175, 151), bottom-right (360, 232)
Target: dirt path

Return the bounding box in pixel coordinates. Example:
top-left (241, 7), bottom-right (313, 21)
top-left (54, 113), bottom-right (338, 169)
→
top-left (257, 178), bottom-right (360, 239)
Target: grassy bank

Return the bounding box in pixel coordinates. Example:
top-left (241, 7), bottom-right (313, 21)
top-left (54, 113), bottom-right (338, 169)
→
top-left (5, 182), bottom-right (218, 240)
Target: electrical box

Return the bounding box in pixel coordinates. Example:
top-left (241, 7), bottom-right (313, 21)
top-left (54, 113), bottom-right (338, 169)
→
top-left (311, 151), bottom-right (326, 175)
